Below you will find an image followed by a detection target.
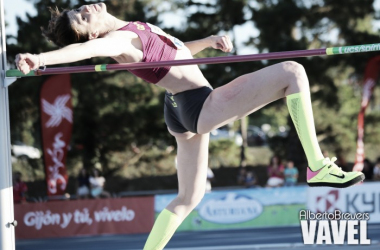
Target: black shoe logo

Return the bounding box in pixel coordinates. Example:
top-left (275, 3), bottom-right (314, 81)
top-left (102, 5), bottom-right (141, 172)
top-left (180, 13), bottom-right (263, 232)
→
top-left (330, 173), bottom-right (345, 179)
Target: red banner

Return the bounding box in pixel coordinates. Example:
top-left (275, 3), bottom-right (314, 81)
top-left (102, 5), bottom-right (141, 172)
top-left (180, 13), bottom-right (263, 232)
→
top-left (40, 75), bottom-right (72, 196)
top-left (14, 197), bottom-right (154, 239)
top-left (353, 56), bottom-right (380, 171)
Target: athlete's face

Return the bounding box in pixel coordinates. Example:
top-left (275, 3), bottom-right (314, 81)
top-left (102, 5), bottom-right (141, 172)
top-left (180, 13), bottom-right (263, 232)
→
top-left (68, 2), bottom-right (107, 40)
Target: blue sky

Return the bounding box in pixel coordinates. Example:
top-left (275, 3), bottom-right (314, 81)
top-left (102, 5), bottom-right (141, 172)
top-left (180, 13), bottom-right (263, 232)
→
top-left (5, 0), bottom-right (36, 36)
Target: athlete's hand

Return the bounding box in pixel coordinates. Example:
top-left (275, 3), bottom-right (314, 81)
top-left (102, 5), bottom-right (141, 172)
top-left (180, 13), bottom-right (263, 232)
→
top-left (209, 35), bottom-right (233, 53)
top-left (15, 53), bottom-right (39, 75)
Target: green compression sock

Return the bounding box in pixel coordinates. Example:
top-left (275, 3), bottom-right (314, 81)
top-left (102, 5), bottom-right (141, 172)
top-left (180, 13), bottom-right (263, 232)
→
top-left (143, 209), bottom-right (181, 250)
top-left (287, 92), bottom-right (324, 171)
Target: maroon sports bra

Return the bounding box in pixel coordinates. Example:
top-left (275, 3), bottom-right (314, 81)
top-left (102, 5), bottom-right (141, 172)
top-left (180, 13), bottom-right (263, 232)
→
top-left (117, 21), bottom-right (184, 84)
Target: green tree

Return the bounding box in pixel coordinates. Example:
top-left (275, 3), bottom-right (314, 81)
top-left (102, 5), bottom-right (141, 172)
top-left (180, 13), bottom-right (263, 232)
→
top-left (7, 0), bottom-right (380, 186)
top-left (247, 0), bottom-right (380, 164)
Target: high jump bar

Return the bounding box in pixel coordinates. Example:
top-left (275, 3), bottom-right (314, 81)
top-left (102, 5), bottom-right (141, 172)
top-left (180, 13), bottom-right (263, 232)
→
top-left (6, 43), bottom-right (380, 77)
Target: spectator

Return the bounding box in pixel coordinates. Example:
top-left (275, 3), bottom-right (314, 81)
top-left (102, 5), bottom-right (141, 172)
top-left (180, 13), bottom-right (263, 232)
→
top-left (13, 172), bottom-right (28, 204)
top-left (205, 167), bottom-right (214, 192)
top-left (237, 168), bottom-right (247, 186)
top-left (284, 160), bottom-right (299, 186)
top-left (77, 168), bottom-right (90, 199)
top-left (245, 171), bottom-right (258, 188)
top-left (89, 169), bottom-right (110, 198)
top-left (266, 156), bottom-right (284, 187)
top-left (362, 158), bottom-right (374, 181)
top-left (374, 157), bottom-right (380, 181)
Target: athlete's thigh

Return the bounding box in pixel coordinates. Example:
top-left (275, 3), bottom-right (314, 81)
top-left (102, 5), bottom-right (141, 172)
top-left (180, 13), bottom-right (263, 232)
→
top-left (170, 129), bottom-right (210, 198)
top-left (197, 62), bottom-right (293, 134)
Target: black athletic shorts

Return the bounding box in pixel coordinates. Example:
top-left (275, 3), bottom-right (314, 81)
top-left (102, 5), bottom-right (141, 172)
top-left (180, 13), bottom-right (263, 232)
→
top-left (164, 86), bottom-right (213, 133)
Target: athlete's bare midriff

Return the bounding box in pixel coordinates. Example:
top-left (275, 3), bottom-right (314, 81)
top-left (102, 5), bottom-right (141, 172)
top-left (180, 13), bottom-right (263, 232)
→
top-left (108, 29), bottom-right (211, 95)
top-left (156, 49), bottom-right (212, 94)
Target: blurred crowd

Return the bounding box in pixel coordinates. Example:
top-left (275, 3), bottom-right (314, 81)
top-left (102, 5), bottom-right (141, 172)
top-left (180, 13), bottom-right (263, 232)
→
top-left (13, 155), bottom-right (380, 203)
top-left (236, 156), bottom-right (298, 188)
top-left (76, 168), bottom-right (110, 199)
top-left (13, 168), bottom-right (111, 203)
top-left (362, 157), bottom-right (380, 181)
top-left (235, 154), bottom-right (380, 189)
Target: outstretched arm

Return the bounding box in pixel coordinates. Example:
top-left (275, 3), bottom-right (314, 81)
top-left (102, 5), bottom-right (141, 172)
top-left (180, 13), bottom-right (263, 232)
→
top-left (184, 35), bottom-right (233, 56)
top-left (15, 36), bottom-right (126, 75)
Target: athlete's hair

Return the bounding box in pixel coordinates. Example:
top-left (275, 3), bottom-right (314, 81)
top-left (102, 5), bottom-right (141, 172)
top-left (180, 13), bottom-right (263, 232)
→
top-left (41, 7), bottom-right (88, 47)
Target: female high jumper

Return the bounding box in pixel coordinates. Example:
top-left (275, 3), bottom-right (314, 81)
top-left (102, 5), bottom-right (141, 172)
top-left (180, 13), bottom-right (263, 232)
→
top-left (15, 3), bottom-right (364, 249)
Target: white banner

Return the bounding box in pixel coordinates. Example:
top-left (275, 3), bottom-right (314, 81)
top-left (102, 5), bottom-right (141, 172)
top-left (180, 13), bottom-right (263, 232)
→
top-left (307, 182), bottom-right (380, 223)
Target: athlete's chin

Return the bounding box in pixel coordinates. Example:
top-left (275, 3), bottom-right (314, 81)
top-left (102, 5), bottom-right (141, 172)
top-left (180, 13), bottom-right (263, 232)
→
top-left (99, 2), bottom-right (106, 12)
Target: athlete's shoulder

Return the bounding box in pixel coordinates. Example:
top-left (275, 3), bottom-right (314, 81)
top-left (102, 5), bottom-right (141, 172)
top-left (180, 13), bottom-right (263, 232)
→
top-left (104, 30), bottom-right (123, 38)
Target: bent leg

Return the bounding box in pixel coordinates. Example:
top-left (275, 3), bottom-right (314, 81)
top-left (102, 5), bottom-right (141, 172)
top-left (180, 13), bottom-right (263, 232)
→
top-left (143, 130), bottom-right (209, 250)
top-left (197, 61), bottom-right (324, 167)
top-left (197, 61), bottom-right (309, 133)
top-left (197, 61), bottom-right (364, 187)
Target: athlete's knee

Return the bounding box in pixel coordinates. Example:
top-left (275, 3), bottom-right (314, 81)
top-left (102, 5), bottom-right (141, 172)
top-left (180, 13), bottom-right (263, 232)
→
top-left (281, 61), bottom-right (306, 78)
top-left (177, 189), bottom-right (205, 209)
top-left (280, 61), bottom-right (309, 90)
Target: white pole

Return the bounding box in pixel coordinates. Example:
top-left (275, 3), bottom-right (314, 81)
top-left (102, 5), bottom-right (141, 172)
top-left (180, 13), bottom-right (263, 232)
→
top-left (0, 0), bottom-right (16, 249)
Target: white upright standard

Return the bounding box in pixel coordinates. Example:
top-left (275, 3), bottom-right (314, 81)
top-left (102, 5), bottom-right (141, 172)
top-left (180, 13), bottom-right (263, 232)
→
top-left (0, 0), bottom-right (16, 249)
